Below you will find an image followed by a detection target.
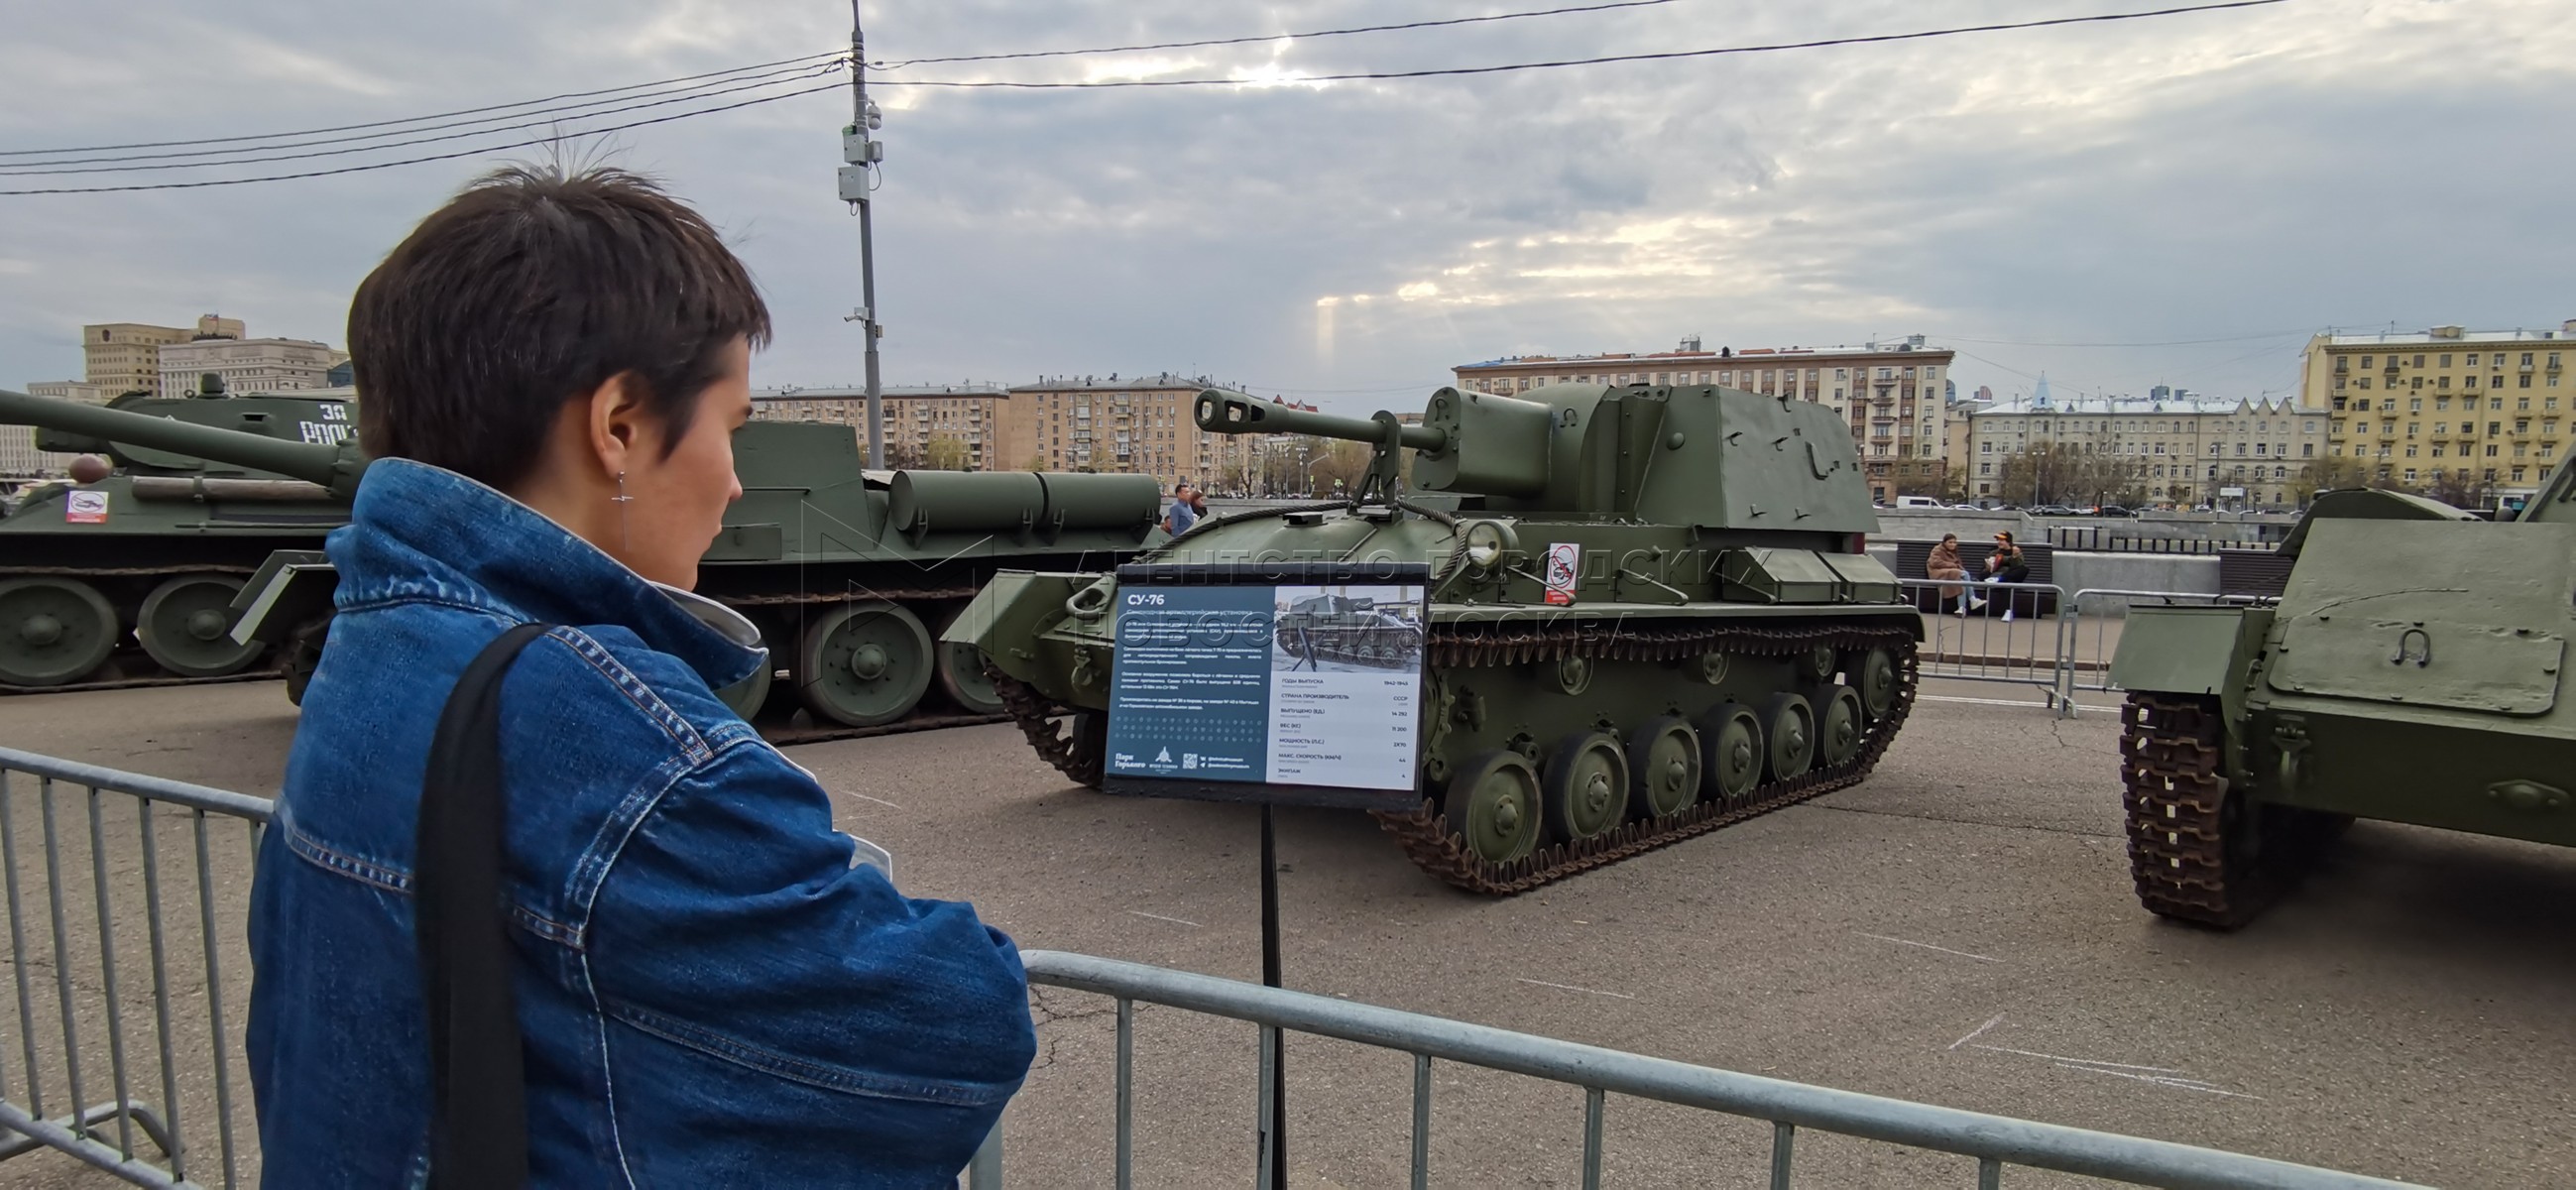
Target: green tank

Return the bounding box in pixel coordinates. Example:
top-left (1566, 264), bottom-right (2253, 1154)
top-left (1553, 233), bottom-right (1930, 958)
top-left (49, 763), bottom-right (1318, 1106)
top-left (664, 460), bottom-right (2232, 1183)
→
top-left (1, 386), bottom-right (1167, 735)
top-left (949, 383), bottom-right (1924, 893)
top-left (2109, 469), bottom-right (2576, 927)
top-left (0, 381), bottom-right (362, 689)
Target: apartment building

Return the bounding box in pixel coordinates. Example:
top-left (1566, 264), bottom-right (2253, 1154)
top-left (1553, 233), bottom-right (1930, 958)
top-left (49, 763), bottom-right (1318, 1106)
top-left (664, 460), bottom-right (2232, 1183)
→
top-left (753, 383), bottom-right (1011, 470)
top-left (1453, 335), bottom-right (1955, 502)
top-left (2302, 322), bottom-right (2576, 503)
top-left (998, 373), bottom-right (1286, 486)
top-left (1965, 392), bottom-right (2324, 508)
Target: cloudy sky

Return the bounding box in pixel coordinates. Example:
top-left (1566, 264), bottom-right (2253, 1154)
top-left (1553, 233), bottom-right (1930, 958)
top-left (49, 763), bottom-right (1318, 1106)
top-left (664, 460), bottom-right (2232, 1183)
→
top-left (1, 0), bottom-right (2569, 416)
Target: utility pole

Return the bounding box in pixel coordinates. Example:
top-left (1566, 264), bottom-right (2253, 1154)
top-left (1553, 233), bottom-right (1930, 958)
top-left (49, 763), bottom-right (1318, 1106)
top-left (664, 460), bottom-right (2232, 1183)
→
top-left (840, 1), bottom-right (887, 468)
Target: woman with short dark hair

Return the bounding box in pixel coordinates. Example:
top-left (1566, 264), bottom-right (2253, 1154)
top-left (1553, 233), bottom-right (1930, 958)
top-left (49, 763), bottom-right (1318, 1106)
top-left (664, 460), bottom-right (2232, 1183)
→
top-left (245, 166), bottom-right (1034, 1186)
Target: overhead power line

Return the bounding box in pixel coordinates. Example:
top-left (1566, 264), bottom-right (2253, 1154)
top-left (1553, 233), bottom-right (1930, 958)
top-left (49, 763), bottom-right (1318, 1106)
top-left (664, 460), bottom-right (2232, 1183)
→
top-left (870, 0), bottom-right (1693, 70)
top-left (0, 61), bottom-right (848, 177)
top-left (0, 79), bottom-right (847, 196)
top-left (873, 0), bottom-right (2287, 89)
top-left (0, 49), bottom-right (849, 159)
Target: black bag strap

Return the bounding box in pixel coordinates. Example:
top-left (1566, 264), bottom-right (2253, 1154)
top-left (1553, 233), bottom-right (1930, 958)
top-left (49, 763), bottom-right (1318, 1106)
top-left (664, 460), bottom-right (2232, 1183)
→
top-left (416, 622), bottom-right (552, 1190)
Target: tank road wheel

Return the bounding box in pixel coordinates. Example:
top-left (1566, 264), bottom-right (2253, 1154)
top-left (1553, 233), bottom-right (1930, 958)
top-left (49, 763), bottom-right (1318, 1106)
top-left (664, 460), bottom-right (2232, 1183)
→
top-left (795, 601), bottom-right (934, 727)
top-left (1852, 648), bottom-right (1899, 722)
top-left (1625, 716), bottom-right (1701, 819)
top-left (1797, 644), bottom-right (1838, 684)
top-left (135, 574), bottom-right (266, 678)
top-left (1761, 693), bottom-right (1815, 781)
top-left (933, 606), bottom-right (1007, 715)
top-left (1815, 686), bottom-right (1864, 770)
top-left (1543, 731), bottom-right (1629, 843)
top-left (1696, 702), bottom-right (1765, 804)
top-left (1449, 750), bottom-right (1545, 866)
top-left (0, 578), bottom-right (119, 688)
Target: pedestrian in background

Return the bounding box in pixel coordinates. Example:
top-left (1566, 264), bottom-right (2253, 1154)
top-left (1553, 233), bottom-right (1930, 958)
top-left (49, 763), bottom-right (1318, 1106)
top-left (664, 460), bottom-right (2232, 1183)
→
top-left (1927, 533), bottom-right (1972, 613)
top-left (1984, 531), bottom-right (2032, 622)
top-left (245, 165), bottom-right (1033, 1187)
top-left (1164, 479), bottom-right (1201, 536)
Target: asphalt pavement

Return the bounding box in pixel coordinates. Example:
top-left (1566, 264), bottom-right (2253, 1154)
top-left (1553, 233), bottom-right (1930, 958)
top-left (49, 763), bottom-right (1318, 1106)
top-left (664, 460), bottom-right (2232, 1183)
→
top-left (2, 677), bottom-right (2570, 1188)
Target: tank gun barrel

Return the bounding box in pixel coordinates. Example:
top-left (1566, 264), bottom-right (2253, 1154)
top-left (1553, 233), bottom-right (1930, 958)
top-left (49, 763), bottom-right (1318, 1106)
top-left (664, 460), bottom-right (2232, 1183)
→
top-left (1194, 389), bottom-right (1448, 452)
top-left (0, 387), bottom-right (365, 498)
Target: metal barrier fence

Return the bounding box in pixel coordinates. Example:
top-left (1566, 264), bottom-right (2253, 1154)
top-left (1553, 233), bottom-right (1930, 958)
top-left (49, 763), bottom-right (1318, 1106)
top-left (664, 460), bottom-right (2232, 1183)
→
top-left (2045, 527), bottom-right (2281, 555)
top-left (2062, 588), bottom-right (2273, 699)
top-left (982, 950), bottom-right (2418, 1189)
top-left (0, 746), bottom-right (271, 1189)
top-left (1897, 578), bottom-right (2076, 714)
top-left (4, 748), bottom-right (2394, 1188)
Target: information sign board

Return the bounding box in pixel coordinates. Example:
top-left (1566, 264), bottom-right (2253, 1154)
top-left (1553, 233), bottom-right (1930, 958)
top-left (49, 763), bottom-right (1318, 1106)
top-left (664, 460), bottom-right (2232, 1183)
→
top-left (1102, 562), bottom-right (1429, 810)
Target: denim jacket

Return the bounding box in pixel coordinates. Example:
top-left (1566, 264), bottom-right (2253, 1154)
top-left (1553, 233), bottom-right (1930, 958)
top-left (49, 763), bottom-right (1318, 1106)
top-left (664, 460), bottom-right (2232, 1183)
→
top-left (246, 458), bottom-right (1035, 1187)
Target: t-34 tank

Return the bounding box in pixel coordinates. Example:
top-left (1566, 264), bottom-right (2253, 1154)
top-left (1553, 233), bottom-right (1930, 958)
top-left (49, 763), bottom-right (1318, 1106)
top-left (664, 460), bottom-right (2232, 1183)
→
top-left (950, 383), bottom-right (1923, 893)
top-left (2, 386), bottom-right (1166, 735)
top-left (2111, 467), bottom-right (2576, 927)
top-left (0, 381), bottom-right (360, 689)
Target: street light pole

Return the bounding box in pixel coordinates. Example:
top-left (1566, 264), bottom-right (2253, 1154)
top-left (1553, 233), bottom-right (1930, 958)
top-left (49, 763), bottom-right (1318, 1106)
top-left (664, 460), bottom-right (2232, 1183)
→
top-left (841, 1), bottom-right (887, 468)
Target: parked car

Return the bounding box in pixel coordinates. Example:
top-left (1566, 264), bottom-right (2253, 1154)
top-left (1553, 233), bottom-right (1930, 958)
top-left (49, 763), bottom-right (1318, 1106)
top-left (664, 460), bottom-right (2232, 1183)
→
top-left (2097, 505), bottom-right (2133, 517)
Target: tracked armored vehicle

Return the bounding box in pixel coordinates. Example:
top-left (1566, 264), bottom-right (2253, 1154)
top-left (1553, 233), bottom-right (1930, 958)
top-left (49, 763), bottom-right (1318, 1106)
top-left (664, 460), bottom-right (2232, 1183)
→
top-left (951, 383), bottom-right (1923, 893)
top-left (2112, 468), bottom-right (2576, 927)
top-left (1274, 591), bottom-right (1423, 669)
top-left (0, 382), bottom-right (360, 689)
top-left (2, 387), bottom-right (1165, 737)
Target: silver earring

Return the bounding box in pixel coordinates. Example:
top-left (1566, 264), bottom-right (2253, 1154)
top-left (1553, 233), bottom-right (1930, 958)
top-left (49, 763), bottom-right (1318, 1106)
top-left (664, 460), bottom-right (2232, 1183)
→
top-left (612, 469), bottom-right (633, 549)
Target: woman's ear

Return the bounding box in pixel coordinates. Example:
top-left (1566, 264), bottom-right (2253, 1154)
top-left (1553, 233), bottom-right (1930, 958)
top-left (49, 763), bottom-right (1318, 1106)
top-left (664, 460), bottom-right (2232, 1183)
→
top-left (585, 372), bottom-right (646, 478)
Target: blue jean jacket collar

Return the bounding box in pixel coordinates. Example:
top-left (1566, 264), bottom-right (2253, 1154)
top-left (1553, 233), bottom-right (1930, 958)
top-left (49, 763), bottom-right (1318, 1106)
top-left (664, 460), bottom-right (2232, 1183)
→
top-left (329, 457), bottom-right (765, 691)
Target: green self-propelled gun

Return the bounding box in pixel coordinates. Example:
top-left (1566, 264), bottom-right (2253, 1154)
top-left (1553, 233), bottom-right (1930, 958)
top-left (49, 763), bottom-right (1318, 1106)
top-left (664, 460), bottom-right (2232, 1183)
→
top-left (950, 382), bottom-right (1924, 893)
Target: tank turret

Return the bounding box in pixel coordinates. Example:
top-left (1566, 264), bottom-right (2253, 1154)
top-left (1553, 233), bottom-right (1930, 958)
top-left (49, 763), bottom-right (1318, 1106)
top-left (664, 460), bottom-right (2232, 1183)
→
top-left (0, 386), bottom-right (364, 690)
top-left (2, 386), bottom-right (366, 500)
top-left (951, 380), bottom-right (1918, 893)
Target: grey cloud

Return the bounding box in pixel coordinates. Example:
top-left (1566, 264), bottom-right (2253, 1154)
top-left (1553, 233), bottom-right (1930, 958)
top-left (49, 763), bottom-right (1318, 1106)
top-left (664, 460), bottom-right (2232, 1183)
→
top-left (2, 0), bottom-right (2571, 415)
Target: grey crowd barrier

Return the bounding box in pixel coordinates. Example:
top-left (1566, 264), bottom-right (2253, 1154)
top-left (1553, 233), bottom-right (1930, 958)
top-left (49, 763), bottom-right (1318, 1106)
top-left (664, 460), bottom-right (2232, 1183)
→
top-left (979, 950), bottom-right (2420, 1189)
top-left (1, 748), bottom-right (2400, 1189)
top-left (0, 746), bottom-right (269, 1189)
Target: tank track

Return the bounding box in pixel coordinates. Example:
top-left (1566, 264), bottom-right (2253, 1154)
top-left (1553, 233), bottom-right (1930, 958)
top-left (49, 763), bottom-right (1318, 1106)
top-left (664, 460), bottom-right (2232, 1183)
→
top-left (991, 618), bottom-right (1921, 894)
top-left (2118, 691), bottom-right (2342, 928)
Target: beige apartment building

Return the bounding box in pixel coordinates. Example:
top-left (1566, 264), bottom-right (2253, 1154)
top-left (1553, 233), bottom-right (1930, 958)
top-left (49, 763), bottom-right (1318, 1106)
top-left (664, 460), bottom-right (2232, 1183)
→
top-left (752, 383), bottom-right (1013, 471)
top-left (1965, 391), bottom-right (2324, 508)
top-left (158, 336), bottom-right (342, 398)
top-left (2301, 321), bottom-right (2576, 504)
top-left (83, 315), bottom-right (244, 395)
top-left (999, 374), bottom-right (1286, 487)
top-left (1453, 335), bottom-right (1955, 501)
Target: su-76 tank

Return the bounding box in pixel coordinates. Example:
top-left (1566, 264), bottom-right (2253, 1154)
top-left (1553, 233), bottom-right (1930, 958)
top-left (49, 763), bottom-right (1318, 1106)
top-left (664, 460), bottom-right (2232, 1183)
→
top-left (1, 386), bottom-right (1166, 737)
top-left (2111, 464), bottom-right (2576, 927)
top-left (949, 382), bottom-right (1924, 893)
top-left (1275, 591), bottom-right (1423, 669)
top-left (0, 381), bottom-right (360, 689)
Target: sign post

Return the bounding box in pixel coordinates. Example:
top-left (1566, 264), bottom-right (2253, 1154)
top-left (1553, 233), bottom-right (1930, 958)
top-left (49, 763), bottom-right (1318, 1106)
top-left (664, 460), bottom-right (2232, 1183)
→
top-left (1100, 560), bottom-right (1432, 1187)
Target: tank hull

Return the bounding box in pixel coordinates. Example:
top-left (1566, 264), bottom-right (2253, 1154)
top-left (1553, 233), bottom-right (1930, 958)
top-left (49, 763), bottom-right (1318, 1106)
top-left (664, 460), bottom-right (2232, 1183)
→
top-left (2113, 515), bottom-right (2576, 927)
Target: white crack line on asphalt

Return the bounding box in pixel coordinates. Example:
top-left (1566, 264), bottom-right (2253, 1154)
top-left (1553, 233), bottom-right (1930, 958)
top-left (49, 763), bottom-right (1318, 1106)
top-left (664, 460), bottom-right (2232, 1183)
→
top-left (846, 791), bottom-right (905, 810)
top-left (1855, 932), bottom-right (2005, 963)
top-left (1971, 1044), bottom-right (2263, 1100)
top-left (1948, 1013), bottom-right (2007, 1050)
top-left (1126, 910), bottom-right (1204, 928)
top-left (1514, 978), bottom-right (1637, 1001)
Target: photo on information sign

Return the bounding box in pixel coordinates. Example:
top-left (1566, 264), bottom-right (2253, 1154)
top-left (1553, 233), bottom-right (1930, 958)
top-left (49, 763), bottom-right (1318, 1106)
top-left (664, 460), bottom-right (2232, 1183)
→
top-left (1270, 584), bottom-right (1426, 675)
